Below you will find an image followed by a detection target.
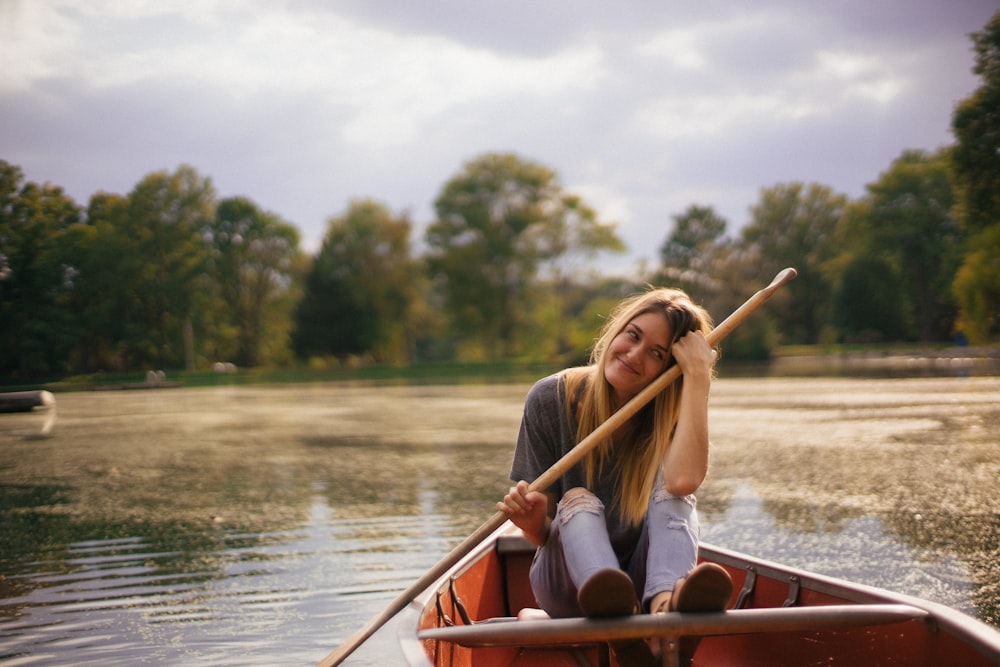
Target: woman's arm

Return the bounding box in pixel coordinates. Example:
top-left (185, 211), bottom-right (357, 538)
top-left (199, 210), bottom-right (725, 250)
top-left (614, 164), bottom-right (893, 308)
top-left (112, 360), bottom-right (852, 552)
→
top-left (661, 330), bottom-right (715, 496)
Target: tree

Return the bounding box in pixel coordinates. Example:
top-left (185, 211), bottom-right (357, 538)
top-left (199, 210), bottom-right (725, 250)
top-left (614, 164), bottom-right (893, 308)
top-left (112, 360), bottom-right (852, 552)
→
top-left (826, 151), bottom-right (961, 344)
top-left (951, 11), bottom-right (1000, 342)
top-left (72, 192), bottom-right (133, 372)
top-left (860, 149), bottom-right (960, 341)
top-left (208, 197), bottom-right (301, 367)
top-left (741, 183), bottom-right (847, 344)
top-left (0, 161), bottom-right (83, 379)
top-left (656, 204), bottom-right (729, 300)
top-left (660, 205), bottom-right (728, 271)
top-left (533, 193), bottom-right (625, 360)
top-left (293, 199), bottom-right (418, 363)
top-left (652, 203), bottom-right (786, 359)
top-left (120, 165), bottom-right (216, 370)
top-left (953, 224), bottom-right (1000, 343)
top-left (832, 254), bottom-right (910, 343)
top-left (425, 152), bottom-right (622, 358)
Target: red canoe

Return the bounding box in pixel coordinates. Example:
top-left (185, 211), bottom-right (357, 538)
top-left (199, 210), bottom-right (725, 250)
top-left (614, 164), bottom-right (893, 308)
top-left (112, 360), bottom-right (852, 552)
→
top-left (402, 524), bottom-right (1000, 667)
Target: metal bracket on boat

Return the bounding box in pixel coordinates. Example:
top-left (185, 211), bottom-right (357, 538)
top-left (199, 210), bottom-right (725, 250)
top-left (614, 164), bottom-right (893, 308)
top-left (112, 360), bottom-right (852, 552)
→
top-left (435, 592), bottom-right (454, 627)
top-left (733, 565), bottom-right (800, 608)
top-left (734, 566), bottom-right (757, 609)
top-left (435, 578), bottom-right (474, 628)
top-left (783, 576), bottom-right (801, 607)
top-left (450, 579), bottom-right (474, 625)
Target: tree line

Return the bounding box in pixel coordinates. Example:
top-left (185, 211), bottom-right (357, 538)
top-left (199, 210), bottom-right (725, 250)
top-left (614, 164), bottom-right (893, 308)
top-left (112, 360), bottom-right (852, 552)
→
top-left (2, 13), bottom-right (997, 383)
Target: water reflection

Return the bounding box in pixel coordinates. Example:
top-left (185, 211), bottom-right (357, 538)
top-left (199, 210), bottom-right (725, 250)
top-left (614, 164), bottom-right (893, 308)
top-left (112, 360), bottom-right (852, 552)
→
top-left (0, 492), bottom-right (453, 665)
top-left (701, 375), bottom-right (1000, 627)
top-left (0, 377), bottom-right (998, 665)
top-left (701, 483), bottom-right (978, 618)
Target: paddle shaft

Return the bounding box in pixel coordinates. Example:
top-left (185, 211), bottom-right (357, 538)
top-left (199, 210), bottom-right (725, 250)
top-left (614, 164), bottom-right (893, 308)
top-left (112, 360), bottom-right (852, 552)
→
top-left (315, 267), bottom-right (797, 667)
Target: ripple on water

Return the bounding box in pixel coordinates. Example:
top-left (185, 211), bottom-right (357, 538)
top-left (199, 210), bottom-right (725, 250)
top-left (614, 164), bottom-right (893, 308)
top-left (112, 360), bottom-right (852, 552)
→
top-left (701, 482), bottom-right (979, 618)
top-left (0, 502), bottom-right (453, 666)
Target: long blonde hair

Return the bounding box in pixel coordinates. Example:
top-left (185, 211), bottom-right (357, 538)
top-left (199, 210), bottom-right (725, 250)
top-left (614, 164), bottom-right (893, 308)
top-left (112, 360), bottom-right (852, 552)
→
top-left (563, 288), bottom-right (714, 526)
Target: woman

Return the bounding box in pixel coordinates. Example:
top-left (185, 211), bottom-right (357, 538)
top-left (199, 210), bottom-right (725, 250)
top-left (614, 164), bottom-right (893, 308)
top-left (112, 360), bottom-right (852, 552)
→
top-left (497, 287), bottom-right (733, 665)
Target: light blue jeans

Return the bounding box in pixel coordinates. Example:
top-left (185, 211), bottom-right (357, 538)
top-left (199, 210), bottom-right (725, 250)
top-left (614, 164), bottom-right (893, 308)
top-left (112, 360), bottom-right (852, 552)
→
top-left (528, 484), bottom-right (699, 618)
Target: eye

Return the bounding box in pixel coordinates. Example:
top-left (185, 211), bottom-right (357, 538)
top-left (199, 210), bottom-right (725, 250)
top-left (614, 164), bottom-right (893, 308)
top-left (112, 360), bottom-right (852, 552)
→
top-left (651, 349), bottom-right (664, 361)
top-left (627, 329), bottom-right (639, 341)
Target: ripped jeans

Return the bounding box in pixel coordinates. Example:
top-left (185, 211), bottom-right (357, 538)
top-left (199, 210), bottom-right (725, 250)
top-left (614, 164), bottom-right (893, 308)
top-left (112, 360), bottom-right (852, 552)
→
top-left (528, 483), bottom-right (699, 618)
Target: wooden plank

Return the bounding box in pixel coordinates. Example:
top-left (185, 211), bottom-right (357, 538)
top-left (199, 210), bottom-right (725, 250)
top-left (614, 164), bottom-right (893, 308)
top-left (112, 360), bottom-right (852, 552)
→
top-left (418, 604), bottom-right (928, 648)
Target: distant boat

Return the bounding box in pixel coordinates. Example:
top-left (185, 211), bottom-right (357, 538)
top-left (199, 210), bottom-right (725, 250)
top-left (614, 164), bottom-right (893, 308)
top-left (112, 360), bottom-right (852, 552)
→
top-left (0, 390), bottom-right (53, 413)
top-left (403, 523), bottom-right (1000, 666)
top-left (0, 390), bottom-right (56, 437)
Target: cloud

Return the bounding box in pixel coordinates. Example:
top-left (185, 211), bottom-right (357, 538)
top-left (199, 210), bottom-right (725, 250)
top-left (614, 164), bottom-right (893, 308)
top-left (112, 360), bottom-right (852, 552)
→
top-left (1, 0), bottom-right (995, 273)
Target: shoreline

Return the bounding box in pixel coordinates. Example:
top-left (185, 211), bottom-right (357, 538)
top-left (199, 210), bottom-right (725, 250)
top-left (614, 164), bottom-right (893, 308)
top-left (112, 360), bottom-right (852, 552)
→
top-left (764, 345), bottom-right (1000, 378)
top-left (2, 345), bottom-right (998, 392)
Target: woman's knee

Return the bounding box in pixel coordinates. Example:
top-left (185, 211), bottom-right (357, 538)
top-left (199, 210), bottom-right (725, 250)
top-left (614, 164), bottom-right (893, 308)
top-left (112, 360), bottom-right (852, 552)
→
top-left (557, 487), bottom-right (603, 520)
top-left (651, 486), bottom-right (697, 511)
top-left (650, 490), bottom-right (698, 528)
top-left (563, 487), bottom-right (598, 502)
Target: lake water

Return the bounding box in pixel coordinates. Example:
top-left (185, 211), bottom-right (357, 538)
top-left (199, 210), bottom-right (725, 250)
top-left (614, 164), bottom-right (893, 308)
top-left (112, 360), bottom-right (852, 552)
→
top-left (1, 375), bottom-right (998, 665)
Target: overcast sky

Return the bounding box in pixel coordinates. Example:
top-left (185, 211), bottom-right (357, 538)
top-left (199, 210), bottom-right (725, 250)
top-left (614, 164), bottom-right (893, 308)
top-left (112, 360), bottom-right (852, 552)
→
top-left (1, 1), bottom-right (995, 274)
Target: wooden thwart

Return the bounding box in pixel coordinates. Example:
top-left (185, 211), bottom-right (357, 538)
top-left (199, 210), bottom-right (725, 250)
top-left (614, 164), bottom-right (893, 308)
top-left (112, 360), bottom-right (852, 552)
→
top-left (418, 604), bottom-right (929, 648)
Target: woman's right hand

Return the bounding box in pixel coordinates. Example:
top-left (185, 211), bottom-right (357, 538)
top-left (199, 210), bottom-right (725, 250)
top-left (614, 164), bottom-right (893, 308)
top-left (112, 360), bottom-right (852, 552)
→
top-left (497, 480), bottom-right (550, 545)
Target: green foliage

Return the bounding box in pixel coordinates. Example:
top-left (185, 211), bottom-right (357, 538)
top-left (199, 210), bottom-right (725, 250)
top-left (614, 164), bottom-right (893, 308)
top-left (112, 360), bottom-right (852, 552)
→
top-left (659, 204), bottom-right (728, 275)
top-left (654, 204), bottom-right (731, 310)
top-left (951, 11), bottom-right (1000, 236)
top-left (293, 199), bottom-right (418, 363)
top-left (832, 255), bottom-right (909, 343)
top-left (209, 197), bottom-right (302, 367)
top-left (741, 182), bottom-right (847, 344)
top-left (858, 149), bottom-right (960, 341)
top-left (121, 165), bottom-right (217, 369)
top-left (823, 150), bottom-right (961, 345)
top-left (0, 162), bottom-right (306, 381)
top-left (0, 160), bottom-right (83, 378)
top-left (425, 153), bottom-right (558, 358)
top-left (719, 314), bottom-right (778, 362)
top-left (425, 152), bottom-right (623, 359)
top-left (951, 11), bottom-right (1000, 342)
top-left (952, 225), bottom-right (1000, 342)
top-left (77, 192), bottom-right (143, 371)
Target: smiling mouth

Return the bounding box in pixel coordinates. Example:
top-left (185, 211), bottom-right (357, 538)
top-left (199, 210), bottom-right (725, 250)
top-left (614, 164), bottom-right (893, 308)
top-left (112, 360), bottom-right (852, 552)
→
top-left (617, 356), bottom-right (638, 375)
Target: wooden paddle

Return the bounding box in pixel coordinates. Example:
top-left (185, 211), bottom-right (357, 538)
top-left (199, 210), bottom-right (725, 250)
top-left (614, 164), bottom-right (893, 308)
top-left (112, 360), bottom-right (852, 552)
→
top-left (315, 267), bottom-right (797, 667)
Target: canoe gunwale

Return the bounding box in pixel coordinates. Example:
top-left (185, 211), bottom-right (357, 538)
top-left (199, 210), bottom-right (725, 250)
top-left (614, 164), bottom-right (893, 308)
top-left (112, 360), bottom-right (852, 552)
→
top-left (400, 525), bottom-right (1000, 666)
top-left (701, 541), bottom-right (1000, 661)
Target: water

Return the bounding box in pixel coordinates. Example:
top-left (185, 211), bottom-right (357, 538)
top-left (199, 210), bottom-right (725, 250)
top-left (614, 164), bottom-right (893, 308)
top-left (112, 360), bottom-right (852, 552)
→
top-left (1, 376), bottom-right (998, 665)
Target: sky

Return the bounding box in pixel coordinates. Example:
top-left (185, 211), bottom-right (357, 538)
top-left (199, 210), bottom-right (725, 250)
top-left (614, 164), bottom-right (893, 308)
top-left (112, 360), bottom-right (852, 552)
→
top-left (1, 0), bottom-right (996, 274)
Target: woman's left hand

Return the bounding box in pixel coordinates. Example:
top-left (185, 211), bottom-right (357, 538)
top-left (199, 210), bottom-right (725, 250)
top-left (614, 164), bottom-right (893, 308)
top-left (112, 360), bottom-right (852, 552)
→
top-left (671, 330), bottom-right (716, 378)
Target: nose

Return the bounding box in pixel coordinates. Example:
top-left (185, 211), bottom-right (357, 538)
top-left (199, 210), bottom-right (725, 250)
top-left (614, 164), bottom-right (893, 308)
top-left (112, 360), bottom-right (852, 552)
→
top-left (625, 342), bottom-right (645, 364)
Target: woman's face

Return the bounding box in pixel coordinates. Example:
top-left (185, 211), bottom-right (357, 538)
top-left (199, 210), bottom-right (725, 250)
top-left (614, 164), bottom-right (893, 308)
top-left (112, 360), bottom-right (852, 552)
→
top-left (603, 310), bottom-right (672, 406)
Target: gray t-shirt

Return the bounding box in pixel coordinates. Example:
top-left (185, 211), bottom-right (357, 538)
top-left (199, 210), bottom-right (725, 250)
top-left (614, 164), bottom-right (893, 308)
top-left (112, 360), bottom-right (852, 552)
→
top-left (510, 372), bottom-right (643, 558)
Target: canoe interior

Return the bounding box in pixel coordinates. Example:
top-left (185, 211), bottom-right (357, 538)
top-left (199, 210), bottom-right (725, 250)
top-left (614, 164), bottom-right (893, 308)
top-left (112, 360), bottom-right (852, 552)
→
top-left (404, 527), bottom-right (1000, 667)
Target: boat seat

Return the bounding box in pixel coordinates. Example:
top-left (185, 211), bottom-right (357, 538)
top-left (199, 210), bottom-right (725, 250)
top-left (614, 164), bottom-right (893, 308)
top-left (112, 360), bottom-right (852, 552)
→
top-left (418, 603), bottom-right (929, 648)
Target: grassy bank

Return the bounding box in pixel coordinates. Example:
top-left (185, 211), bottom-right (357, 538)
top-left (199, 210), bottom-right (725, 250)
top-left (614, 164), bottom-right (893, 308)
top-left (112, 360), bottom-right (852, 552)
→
top-left (5, 359), bottom-right (566, 393)
top-left (3, 343), bottom-right (998, 393)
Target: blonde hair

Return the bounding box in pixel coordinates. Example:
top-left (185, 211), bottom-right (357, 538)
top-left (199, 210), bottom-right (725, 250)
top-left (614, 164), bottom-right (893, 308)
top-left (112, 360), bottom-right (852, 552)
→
top-left (563, 287), bottom-right (713, 526)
